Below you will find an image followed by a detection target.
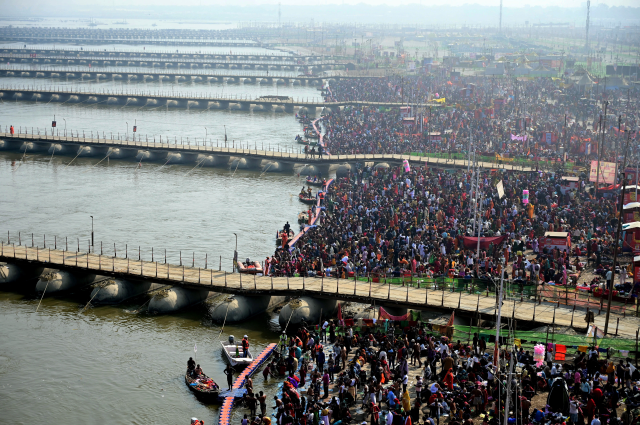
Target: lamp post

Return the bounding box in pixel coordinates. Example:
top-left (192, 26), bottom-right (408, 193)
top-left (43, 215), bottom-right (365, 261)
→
top-left (233, 232), bottom-right (238, 272)
top-left (90, 216), bottom-right (94, 252)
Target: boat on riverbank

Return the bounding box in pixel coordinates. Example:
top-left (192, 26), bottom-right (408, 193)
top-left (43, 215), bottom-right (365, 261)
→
top-left (297, 139), bottom-right (317, 146)
top-left (305, 177), bottom-right (325, 187)
top-left (220, 337), bottom-right (253, 368)
top-left (185, 370), bottom-right (220, 403)
top-left (276, 229), bottom-right (295, 246)
top-left (237, 260), bottom-right (263, 274)
top-left (298, 194), bottom-right (317, 204)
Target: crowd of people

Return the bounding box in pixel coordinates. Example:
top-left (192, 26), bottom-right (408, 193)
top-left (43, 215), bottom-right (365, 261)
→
top-left (233, 321), bottom-right (640, 425)
top-left (325, 75), bottom-right (638, 167)
top-left (264, 72), bottom-right (640, 304)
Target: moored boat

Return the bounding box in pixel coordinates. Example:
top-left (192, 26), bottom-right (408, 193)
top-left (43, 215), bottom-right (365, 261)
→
top-left (237, 260), bottom-right (263, 274)
top-left (297, 211), bottom-right (309, 224)
top-left (276, 229), bottom-right (295, 246)
top-left (185, 370), bottom-right (220, 403)
top-left (305, 177), bottom-right (325, 187)
top-left (298, 194), bottom-right (317, 205)
top-left (220, 336), bottom-right (253, 368)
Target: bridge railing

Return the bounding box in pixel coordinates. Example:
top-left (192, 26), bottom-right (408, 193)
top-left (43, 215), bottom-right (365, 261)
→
top-left (1, 126), bottom-right (311, 156)
top-left (0, 231), bottom-right (637, 321)
top-left (0, 46), bottom-right (309, 58)
top-left (0, 65), bottom-right (312, 79)
top-left (0, 84), bottom-right (326, 104)
top-left (0, 55), bottom-right (334, 66)
top-left (347, 273), bottom-right (638, 317)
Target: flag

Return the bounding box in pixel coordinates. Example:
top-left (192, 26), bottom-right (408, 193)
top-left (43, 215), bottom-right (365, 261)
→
top-left (337, 303), bottom-right (344, 326)
top-left (194, 343), bottom-right (197, 353)
top-left (445, 311), bottom-right (455, 327)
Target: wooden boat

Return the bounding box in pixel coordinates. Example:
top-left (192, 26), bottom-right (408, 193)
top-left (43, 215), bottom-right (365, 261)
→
top-left (298, 194), bottom-right (317, 205)
top-left (304, 130), bottom-right (320, 139)
top-left (237, 260), bottom-right (263, 274)
top-left (305, 178), bottom-right (325, 187)
top-left (298, 211), bottom-right (309, 224)
top-left (185, 371), bottom-right (220, 403)
top-left (220, 339), bottom-right (253, 368)
top-left (276, 229), bottom-right (295, 246)
top-left (297, 139), bottom-right (317, 146)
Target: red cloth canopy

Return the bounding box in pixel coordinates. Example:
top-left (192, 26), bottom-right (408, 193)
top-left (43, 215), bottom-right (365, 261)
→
top-left (462, 235), bottom-right (507, 250)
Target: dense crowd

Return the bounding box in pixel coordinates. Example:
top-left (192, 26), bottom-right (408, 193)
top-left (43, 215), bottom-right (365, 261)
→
top-left (326, 75), bottom-right (639, 165)
top-left (267, 160), bottom-right (640, 300)
top-left (235, 321), bottom-right (640, 425)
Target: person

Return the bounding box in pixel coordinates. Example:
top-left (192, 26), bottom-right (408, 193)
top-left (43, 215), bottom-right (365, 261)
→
top-left (194, 364), bottom-right (203, 377)
top-left (187, 357), bottom-right (196, 371)
top-left (224, 364), bottom-right (234, 390)
top-left (190, 418), bottom-right (204, 425)
top-left (242, 335), bottom-right (250, 358)
top-left (10, 125), bottom-right (14, 135)
top-left (258, 391), bottom-right (267, 416)
top-left (262, 363), bottom-right (271, 381)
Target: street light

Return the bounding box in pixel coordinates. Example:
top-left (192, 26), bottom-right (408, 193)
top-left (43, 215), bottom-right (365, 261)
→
top-left (233, 232), bottom-right (238, 272)
top-left (90, 216), bottom-right (94, 251)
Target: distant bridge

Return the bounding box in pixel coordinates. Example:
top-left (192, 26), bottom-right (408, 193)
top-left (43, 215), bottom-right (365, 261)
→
top-left (0, 86), bottom-right (441, 113)
top-left (0, 48), bottom-right (321, 62)
top-left (0, 55), bottom-right (342, 71)
top-left (0, 66), bottom-right (365, 86)
top-left (0, 129), bottom-right (535, 174)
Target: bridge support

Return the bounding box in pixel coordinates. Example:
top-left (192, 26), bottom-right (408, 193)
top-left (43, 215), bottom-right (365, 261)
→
top-left (278, 297), bottom-right (337, 329)
top-left (148, 287), bottom-right (212, 314)
top-left (335, 163), bottom-right (352, 178)
top-left (230, 157), bottom-right (263, 170)
top-left (284, 104), bottom-right (295, 114)
top-left (35, 270), bottom-right (97, 294)
top-left (210, 295), bottom-right (286, 324)
top-left (0, 262), bottom-right (44, 283)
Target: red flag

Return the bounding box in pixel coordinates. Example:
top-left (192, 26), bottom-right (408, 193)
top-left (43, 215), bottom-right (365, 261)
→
top-left (445, 311), bottom-right (455, 327)
top-left (337, 303), bottom-right (343, 326)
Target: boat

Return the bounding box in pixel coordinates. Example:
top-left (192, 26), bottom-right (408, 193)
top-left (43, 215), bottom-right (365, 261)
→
top-left (297, 211), bottom-right (309, 224)
top-left (276, 229), bottom-right (295, 246)
top-left (304, 129), bottom-right (319, 139)
top-left (297, 139), bottom-right (317, 146)
top-left (305, 178), bottom-right (325, 187)
top-left (185, 370), bottom-right (220, 403)
top-left (237, 259), bottom-right (263, 274)
top-left (298, 194), bottom-right (317, 205)
top-left (220, 336), bottom-right (253, 368)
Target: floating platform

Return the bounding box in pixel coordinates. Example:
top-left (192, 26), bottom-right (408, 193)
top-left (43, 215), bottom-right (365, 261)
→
top-left (217, 343), bottom-right (277, 416)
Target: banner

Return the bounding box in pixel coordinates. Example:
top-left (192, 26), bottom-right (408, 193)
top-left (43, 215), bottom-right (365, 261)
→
top-left (496, 180), bottom-right (505, 199)
top-left (434, 98), bottom-right (446, 103)
top-left (462, 235), bottom-right (507, 249)
top-left (510, 134), bottom-right (528, 142)
top-left (589, 161), bottom-right (616, 185)
top-left (379, 307), bottom-right (411, 321)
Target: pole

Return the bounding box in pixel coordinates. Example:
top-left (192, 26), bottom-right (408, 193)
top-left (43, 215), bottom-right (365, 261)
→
top-left (494, 259), bottom-right (505, 374)
top-left (604, 178), bottom-right (628, 334)
top-left (90, 216), bottom-right (94, 251)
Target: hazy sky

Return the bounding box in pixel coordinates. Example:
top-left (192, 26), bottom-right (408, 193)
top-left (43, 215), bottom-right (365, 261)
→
top-left (7, 0), bottom-right (640, 7)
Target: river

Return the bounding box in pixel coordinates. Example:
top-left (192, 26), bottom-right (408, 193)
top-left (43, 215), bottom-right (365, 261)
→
top-left (0, 35), bottom-right (323, 424)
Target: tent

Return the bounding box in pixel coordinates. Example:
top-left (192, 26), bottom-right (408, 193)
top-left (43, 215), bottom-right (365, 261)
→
top-left (546, 378), bottom-right (570, 414)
